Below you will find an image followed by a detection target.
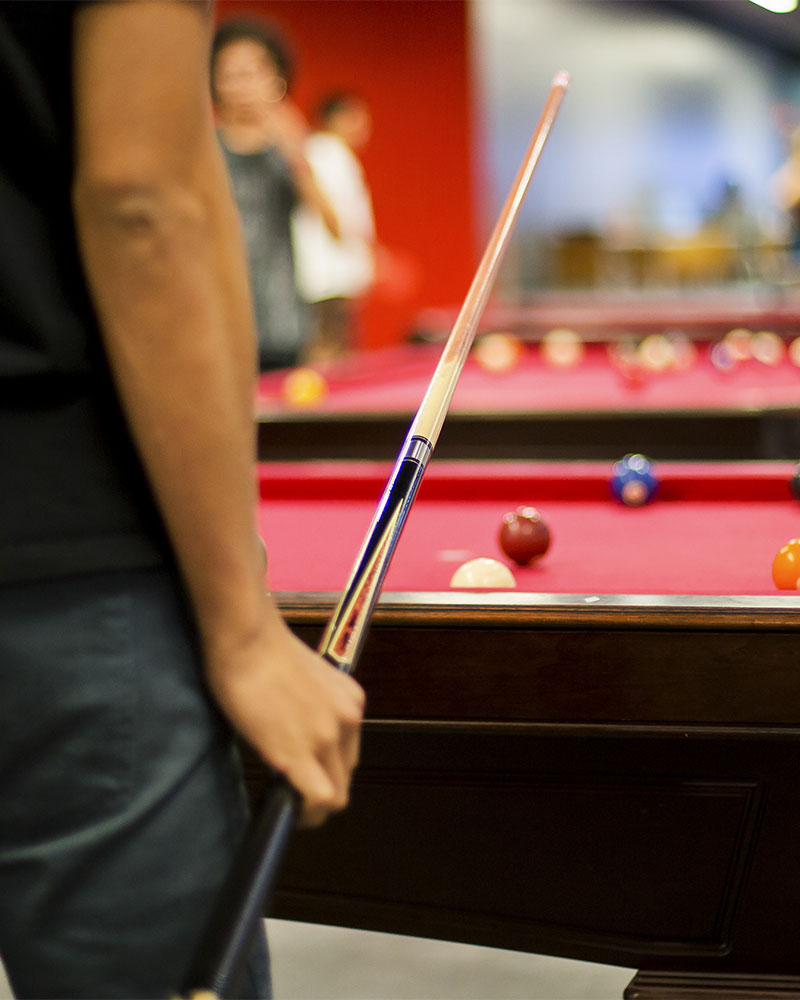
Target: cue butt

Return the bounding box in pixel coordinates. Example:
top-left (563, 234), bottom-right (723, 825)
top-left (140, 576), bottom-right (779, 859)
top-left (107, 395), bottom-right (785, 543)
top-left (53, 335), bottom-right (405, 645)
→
top-left (180, 779), bottom-right (298, 998)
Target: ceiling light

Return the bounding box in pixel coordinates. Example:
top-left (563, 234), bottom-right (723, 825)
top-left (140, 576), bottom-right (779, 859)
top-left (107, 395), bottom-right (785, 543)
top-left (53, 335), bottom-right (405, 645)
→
top-left (748, 0), bottom-right (798, 12)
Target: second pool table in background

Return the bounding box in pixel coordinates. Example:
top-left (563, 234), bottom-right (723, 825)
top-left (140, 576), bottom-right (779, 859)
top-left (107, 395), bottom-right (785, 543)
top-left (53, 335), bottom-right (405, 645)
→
top-left (256, 340), bottom-right (800, 461)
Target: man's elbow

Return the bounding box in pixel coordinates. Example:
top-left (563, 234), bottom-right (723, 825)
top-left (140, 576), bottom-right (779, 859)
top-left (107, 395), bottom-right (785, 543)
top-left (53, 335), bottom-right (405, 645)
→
top-left (72, 170), bottom-right (211, 246)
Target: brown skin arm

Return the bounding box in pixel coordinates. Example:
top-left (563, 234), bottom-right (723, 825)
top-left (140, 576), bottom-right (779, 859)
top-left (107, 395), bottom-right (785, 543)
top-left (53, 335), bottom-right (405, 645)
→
top-left (71, 0), bottom-right (363, 827)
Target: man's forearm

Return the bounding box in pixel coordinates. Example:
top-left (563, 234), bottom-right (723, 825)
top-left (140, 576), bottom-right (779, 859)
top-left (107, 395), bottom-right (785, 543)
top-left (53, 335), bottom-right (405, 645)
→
top-left (72, 136), bottom-right (271, 654)
top-left (69, 0), bottom-right (364, 829)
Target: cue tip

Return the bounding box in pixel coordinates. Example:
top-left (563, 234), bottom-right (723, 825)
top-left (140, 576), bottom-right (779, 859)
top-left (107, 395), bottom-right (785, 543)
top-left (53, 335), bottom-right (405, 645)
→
top-left (552, 70), bottom-right (571, 89)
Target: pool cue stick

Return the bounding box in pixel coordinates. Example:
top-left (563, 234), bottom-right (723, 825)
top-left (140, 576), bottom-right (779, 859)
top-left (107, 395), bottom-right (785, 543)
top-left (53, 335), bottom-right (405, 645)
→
top-left (181, 70), bottom-right (569, 1000)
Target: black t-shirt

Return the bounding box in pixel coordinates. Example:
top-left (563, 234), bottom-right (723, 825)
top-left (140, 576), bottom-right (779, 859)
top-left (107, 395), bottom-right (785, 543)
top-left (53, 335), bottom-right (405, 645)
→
top-left (0, 1), bottom-right (171, 582)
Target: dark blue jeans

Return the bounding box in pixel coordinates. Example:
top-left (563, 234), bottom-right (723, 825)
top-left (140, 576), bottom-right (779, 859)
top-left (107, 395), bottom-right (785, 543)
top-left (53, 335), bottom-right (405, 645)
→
top-left (0, 567), bottom-right (269, 999)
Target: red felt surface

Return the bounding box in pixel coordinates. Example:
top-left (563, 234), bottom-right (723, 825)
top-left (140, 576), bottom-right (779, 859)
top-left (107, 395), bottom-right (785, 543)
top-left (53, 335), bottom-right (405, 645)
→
top-left (256, 462), bottom-right (800, 596)
top-left (256, 343), bottom-right (800, 415)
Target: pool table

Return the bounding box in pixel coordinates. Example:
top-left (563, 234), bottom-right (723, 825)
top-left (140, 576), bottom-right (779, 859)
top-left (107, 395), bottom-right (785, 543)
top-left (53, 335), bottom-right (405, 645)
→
top-left (255, 339), bottom-right (800, 462)
top-left (246, 460), bottom-right (800, 999)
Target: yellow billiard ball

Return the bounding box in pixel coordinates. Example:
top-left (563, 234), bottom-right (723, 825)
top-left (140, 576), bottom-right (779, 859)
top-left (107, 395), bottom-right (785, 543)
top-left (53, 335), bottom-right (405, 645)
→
top-left (281, 367), bottom-right (328, 408)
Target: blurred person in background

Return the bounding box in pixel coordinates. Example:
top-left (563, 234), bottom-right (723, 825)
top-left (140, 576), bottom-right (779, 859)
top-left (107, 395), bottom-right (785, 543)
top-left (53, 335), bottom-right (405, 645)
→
top-left (212, 20), bottom-right (340, 370)
top-left (293, 92), bottom-right (376, 364)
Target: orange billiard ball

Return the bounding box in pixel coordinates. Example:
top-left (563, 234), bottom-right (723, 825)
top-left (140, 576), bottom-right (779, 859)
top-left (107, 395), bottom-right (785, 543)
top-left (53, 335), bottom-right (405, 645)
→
top-left (723, 327), bottom-right (752, 361)
top-left (772, 539), bottom-right (800, 590)
top-left (751, 330), bottom-right (785, 366)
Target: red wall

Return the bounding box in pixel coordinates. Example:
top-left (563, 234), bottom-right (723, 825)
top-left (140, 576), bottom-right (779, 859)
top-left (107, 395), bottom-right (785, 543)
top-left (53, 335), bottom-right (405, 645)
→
top-left (216, 0), bottom-right (478, 349)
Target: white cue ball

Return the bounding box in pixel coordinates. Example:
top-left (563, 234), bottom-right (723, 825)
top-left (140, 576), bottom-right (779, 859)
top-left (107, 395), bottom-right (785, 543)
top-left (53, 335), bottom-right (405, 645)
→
top-left (750, 330), bottom-right (785, 366)
top-left (449, 557), bottom-right (517, 589)
top-left (637, 334), bottom-right (676, 373)
top-left (541, 328), bottom-right (585, 368)
top-left (473, 332), bottom-right (523, 373)
top-left (667, 331), bottom-right (697, 371)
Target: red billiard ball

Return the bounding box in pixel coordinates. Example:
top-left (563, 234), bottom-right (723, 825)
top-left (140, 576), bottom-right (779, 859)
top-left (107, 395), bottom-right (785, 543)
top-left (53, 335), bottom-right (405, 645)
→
top-left (499, 506), bottom-right (551, 565)
top-left (617, 361), bottom-right (647, 390)
top-left (772, 538), bottom-right (800, 590)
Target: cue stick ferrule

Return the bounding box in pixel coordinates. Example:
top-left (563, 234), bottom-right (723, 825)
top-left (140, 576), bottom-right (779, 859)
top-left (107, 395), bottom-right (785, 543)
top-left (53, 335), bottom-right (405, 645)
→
top-left (319, 434), bottom-right (432, 672)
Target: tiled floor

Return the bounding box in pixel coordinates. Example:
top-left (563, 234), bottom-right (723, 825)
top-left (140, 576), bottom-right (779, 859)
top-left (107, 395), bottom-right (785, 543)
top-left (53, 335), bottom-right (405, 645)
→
top-left (0, 920), bottom-right (635, 998)
top-left (267, 921), bottom-right (635, 999)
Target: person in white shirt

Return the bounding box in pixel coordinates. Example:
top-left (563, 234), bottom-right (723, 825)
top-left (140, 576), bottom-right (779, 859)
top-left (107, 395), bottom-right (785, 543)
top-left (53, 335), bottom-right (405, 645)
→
top-left (293, 93), bottom-right (376, 363)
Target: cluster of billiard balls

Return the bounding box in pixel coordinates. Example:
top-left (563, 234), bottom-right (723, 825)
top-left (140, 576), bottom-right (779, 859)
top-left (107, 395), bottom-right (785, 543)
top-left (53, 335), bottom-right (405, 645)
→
top-left (450, 454), bottom-right (657, 588)
top-left (473, 329), bottom-right (586, 373)
top-left (449, 455), bottom-right (800, 592)
top-left (709, 328), bottom-right (800, 371)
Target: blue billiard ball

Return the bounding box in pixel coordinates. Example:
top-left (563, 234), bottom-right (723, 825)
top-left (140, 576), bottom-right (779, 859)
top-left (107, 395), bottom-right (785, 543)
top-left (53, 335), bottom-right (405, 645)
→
top-left (611, 453), bottom-right (658, 507)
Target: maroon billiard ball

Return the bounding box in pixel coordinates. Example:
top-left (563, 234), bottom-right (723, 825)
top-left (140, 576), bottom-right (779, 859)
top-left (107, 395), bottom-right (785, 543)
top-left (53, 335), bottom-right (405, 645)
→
top-left (498, 506), bottom-right (551, 565)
